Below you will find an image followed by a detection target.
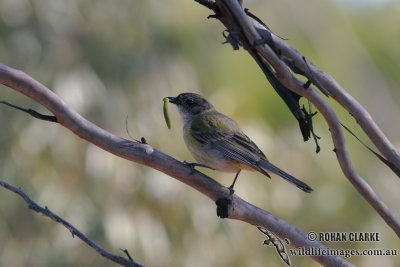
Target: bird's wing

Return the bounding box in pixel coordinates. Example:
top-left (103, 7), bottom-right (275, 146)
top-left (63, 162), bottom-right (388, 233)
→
top-left (190, 112), bottom-right (267, 169)
top-left (191, 112), bottom-right (313, 193)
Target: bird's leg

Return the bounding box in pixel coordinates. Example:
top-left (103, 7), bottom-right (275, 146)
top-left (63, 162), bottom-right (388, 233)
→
top-left (228, 170), bottom-right (242, 195)
top-left (183, 161), bottom-right (215, 174)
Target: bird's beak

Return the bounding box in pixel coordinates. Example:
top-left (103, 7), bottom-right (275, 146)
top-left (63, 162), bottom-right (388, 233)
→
top-left (166, 96), bottom-right (178, 105)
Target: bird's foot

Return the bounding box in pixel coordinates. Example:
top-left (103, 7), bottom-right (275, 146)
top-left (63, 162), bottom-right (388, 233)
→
top-left (183, 161), bottom-right (215, 174)
top-left (227, 185), bottom-right (235, 195)
top-left (226, 170), bottom-right (241, 195)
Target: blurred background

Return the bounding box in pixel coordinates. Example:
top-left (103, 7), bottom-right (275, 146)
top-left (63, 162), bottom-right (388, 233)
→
top-left (0, 0), bottom-right (399, 266)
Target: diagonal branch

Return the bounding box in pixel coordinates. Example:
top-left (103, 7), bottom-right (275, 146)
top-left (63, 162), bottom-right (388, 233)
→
top-left (204, 0), bottom-right (400, 236)
top-left (0, 64), bottom-right (352, 266)
top-left (0, 179), bottom-right (144, 267)
top-left (267, 33), bottom-right (400, 168)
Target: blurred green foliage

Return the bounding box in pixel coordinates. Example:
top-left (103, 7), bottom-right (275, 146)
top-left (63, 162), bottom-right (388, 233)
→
top-left (1, 0), bottom-right (399, 266)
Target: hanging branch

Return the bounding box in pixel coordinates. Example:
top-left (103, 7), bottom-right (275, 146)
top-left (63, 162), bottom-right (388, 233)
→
top-left (194, 0), bottom-right (400, 236)
top-left (0, 179), bottom-right (144, 267)
top-left (0, 63), bottom-right (352, 266)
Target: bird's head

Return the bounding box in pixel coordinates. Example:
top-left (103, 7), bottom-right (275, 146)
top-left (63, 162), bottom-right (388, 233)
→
top-left (167, 93), bottom-right (214, 119)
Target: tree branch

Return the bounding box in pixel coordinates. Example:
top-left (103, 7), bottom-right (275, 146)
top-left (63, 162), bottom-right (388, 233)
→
top-left (0, 179), bottom-right (144, 267)
top-left (205, 0), bottom-right (400, 236)
top-left (0, 63), bottom-right (352, 266)
top-left (269, 33), bottom-right (400, 168)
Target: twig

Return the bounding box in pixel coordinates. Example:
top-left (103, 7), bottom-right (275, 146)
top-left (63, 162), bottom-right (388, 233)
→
top-left (0, 179), bottom-right (144, 267)
top-left (0, 100), bottom-right (57, 122)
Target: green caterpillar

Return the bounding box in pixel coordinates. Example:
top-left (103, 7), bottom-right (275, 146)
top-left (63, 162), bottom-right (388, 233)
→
top-left (163, 97), bottom-right (171, 129)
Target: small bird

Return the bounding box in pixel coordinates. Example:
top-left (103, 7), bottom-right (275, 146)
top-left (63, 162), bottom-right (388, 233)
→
top-left (167, 93), bottom-right (313, 193)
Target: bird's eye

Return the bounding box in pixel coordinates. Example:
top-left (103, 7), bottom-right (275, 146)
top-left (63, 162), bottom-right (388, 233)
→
top-left (186, 99), bottom-right (195, 106)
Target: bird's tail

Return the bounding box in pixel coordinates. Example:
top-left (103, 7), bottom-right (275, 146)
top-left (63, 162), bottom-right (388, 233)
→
top-left (258, 159), bottom-right (313, 193)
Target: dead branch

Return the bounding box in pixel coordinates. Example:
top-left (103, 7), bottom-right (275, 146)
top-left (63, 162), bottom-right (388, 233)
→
top-left (0, 179), bottom-right (144, 267)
